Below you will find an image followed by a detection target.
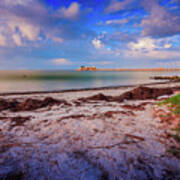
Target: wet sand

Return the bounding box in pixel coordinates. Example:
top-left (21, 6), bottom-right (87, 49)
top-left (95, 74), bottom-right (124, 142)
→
top-left (0, 80), bottom-right (179, 96)
top-left (0, 82), bottom-right (180, 179)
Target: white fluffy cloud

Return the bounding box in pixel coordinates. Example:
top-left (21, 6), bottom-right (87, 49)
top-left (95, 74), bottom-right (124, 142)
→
top-left (128, 38), bottom-right (156, 51)
top-left (9, 21), bottom-right (40, 41)
top-left (12, 33), bottom-right (22, 46)
top-left (105, 19), bottom-right (128, 25)
top-left (92, 39), bottom-right (103, 49)
top-left (3, 0), bottom-right (32, 6)
top-left (0, 1), bottom-right (81, 47)
top-left (58, 2), bottom-right (80, 20)
top-left (126, 37), bottom-right (180, 60)
top-left (0, 20), bottom-right (41, 47)
top-left (51, 58), bottom-right (71, 65)
top-left (0, 33), bottom-right (6, 46)
top-left (105, 0), bottom-right (133, 13)
top-left (128, 37), bottom-right (172, 51)
top-left (125, 48), bottom-right (180, 60)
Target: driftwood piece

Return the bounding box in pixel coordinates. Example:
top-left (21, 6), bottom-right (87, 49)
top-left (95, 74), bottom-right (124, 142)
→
top-left (125, 133), bottom-right (145, 141)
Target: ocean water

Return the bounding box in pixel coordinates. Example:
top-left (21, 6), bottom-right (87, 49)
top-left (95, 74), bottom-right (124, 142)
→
top-left (0, 70), bottom-right (179, 93)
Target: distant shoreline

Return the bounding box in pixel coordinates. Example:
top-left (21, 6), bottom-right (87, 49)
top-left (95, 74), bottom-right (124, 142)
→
top-left (77, 67), bottom-right (180, 71)
top-left (0, 80), bottom-right (179, 96)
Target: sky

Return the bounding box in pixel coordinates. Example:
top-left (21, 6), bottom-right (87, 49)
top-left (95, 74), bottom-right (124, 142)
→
top-left (0, 0), bottom-right (180, 70)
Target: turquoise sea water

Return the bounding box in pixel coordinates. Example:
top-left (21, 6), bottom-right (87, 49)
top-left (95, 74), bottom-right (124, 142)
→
top-left (0, 70), bottom-right (180, 92)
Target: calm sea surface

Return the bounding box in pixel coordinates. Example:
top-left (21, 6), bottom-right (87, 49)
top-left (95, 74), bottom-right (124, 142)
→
top-left (0, 70), bottom-right (180, 92)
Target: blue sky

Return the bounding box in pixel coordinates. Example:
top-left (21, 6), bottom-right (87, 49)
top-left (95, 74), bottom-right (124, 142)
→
top-left (0, 0), bottom-right (180, 69)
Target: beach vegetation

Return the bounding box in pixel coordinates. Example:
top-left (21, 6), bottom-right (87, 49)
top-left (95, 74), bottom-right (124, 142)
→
top-left (158, 93), bottom-right (180, 114)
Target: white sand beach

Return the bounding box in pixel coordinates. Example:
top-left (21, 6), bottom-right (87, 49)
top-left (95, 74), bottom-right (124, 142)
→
top-left (0, 82), bottom-right (180, 179)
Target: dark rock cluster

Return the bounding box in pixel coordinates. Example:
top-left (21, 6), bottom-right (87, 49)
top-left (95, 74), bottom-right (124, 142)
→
top-left (152, 76), bottom-right (180, 81)
top-left (0, 87), bottom-right (174, 113)
top-left (116, 86), bottom-right (173, 101)
top-left (79, 86), bottom-right (173, 103)
top-left (0, 97), bottom-right (69, 112)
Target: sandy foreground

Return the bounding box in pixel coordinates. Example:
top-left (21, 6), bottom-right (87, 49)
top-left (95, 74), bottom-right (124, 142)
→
top-left (0, 82), bottom-right (180, 180)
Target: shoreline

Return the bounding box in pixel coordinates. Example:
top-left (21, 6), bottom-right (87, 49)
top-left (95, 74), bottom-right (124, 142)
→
top-left (77, 66), bottom-right (180, 71)
top-left (0, 80), bottom-right (179, 96)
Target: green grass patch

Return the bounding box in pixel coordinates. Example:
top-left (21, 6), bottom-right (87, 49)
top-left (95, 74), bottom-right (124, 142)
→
top-left (158, 93), bottom-right (180, 105)
top-left (174, 108), bottom-right (180, 114)
top-left (158, 93), bottom-right (180, 114)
